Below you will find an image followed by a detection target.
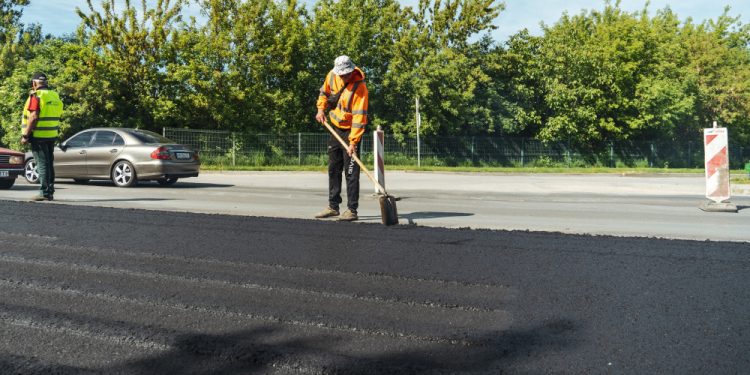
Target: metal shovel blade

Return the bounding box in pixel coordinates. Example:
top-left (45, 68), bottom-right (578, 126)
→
top-left (379, 195), bottom-right (399, 226)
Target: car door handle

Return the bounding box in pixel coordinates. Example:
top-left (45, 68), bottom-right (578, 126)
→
top-left (110, 149), bottom-right (118, 153)
top-left (79, 150), bottom-right (86, 155)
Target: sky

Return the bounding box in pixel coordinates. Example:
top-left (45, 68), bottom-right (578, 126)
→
top-left (19, 0), bottom-right (750, 43)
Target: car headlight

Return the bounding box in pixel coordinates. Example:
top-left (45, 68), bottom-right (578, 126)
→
top-left (9, 156), bottom-right (23, 165)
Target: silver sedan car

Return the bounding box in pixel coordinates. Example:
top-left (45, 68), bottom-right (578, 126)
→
top-left (25, 128), bottom-right (200, 187)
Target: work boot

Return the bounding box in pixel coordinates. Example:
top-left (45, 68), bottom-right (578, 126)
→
top-left (30, 195), bottom-right (47, 202)
top-left (315, 207), bottom-right (340, 218)
top-left (338, 210), bottom-right (358, 222)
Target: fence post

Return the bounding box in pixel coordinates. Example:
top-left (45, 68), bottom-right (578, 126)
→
top-left (609, 141), bottom-right (614, 168)
top-left (298, 133), bottom-right (302, 165)
top-left (471, 136), bottom-right (475, 164)
top-left (416, 137), bottom-right (421, 168)
top-left (231, 132), bottom-right (236, 167)
top-left (739, 146), bottom-right (744, 169)
top-left (650, 142), bottom-right (655, 168)
top-left (520, 139), bottom-right (525, 167)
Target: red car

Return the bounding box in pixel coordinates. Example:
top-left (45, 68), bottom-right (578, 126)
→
top-left (0, 147), bottom-right (25, 189)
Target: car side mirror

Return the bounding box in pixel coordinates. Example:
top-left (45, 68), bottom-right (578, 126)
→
top-left (59, 144), bottom-right (68, 151)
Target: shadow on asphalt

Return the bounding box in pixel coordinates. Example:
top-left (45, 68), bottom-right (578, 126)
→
top-left (0, 318), bottom-right (579, 373)
top-left (160, 182), bottom-right (234, 189)
top-left (737, 205), bottom-right (750, 211)
top-left (400, 211), bottom-right (474, 224)
top-left (8, 185), bottom-right (39, 191)
top-left (108, 320), bottom-right (578, 374)
top-left (58, 198), bottom-right (174, 203)
top-left (57, 181), bottom-right (234, 189)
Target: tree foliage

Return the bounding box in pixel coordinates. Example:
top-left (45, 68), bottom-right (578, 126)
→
top-left (1, 0), bottom-right (749, 157)
top-left (384, 0), bottom-right (504, 137)
top-left (74, 0), bottom-right (187, 130)
top-left (0, 0), bottom-right (36, 144)
top-left (499, 2), bottom-right (750, 149)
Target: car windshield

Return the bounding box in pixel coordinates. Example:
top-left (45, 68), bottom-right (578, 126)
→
top-left (126, 129), bottom-right (175, 144)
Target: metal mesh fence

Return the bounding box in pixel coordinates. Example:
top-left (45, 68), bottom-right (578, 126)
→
top-left (164, 127), bottom-right (747, 169)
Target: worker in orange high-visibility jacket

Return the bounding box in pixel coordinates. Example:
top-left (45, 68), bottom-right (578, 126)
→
top-left (314, 55), bottom-right (369, 222)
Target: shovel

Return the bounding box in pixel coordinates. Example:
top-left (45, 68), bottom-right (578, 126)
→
top-left (322, 121), bottom-right (399, 226)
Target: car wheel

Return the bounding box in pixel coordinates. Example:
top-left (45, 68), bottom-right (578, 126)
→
top-left (73, 179), bottom-right (90, 184)
top-left (24, 159), bottom-right (39, 184)
top-left (156, 177), bottom-right (179, 186)
top-left (111, 160), bottom-right (137, 187)
top-left (0, 179), bottom-right (14, 189)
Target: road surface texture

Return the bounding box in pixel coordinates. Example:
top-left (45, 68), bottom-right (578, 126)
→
top-left (0, 172), bottom-right (748, 373)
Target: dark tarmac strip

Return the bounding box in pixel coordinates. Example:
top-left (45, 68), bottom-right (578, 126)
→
top-left (1, 200), bottom-right (748, 374)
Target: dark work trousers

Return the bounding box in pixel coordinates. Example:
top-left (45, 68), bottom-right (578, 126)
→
top-left (327, 127), bottom-right (360, 212)
top-left (31, 139), bottom-right (55, 198)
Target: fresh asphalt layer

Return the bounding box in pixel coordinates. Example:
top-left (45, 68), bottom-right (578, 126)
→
top-left (0, 172), bottom-right (749, 373)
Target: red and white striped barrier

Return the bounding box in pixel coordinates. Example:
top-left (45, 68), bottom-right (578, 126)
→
top-left (704, 127), bottom-right (730, 203)
top-left (373, 126), bottom-right (385, 194)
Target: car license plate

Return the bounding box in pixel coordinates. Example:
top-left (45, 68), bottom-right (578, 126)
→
top-left (0, 171), bottom-right (8, 177)
top-left (175, 152), bottom-right (191, 160)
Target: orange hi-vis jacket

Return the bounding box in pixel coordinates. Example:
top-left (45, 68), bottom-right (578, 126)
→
top-left (317, 67), bottom-right (369, 145)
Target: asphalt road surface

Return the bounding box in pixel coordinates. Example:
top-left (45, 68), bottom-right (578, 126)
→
top-left (1, 172), bottom-right (749, 241)
top-left (1, 173), bottom-right (749, 373)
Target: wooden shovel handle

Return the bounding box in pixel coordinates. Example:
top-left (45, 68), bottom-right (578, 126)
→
top-left (321, 121), bottom-right (388, 196)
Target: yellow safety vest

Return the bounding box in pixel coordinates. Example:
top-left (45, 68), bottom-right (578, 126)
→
top-left (22, 89), bottom-right (63, 140)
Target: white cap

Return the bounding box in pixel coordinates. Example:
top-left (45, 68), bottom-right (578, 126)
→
top-left (333, 55), bottom-right (355, 75)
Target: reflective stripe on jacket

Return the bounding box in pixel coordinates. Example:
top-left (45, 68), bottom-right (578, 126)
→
top-left (23, 89), bottom-right (63, 140)
top-left (316, 67), bottom-right (369, 145)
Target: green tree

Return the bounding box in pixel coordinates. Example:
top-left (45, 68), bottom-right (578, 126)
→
top-left (483, 30), bottom-right (545, 137)
top-left (75, 0), bottom-right (187, 130)
top-left (171, 0), bottom-right (311, 133)
top-left (3, 0), bottom-right (748, 163)
top-left (0, 0), bottom-right (27, 33)
top-left (681, 9), bottom-right (750, 144)
top-left (230, 0), bottom-right (311, 133)
top-left (383, 0), bottom-right (504, 138)
top-left (0, 0), bottom-right (36, 146)
top-left (167, 0), bottom-right (236, 131)
top-left (520, 2), bottom-right (702, 153)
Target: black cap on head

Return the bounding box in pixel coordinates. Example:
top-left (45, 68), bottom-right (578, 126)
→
top-left (32, 72), bottom-right (48, 81)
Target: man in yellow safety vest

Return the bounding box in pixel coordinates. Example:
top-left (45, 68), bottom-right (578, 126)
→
top-left (21, 72), bottom-right (63, 201)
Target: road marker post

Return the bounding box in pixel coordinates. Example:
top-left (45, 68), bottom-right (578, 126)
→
top-left (373, 125), bottom-right (385, 195)
top-left (700, 121), bottom-right (737, 212)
